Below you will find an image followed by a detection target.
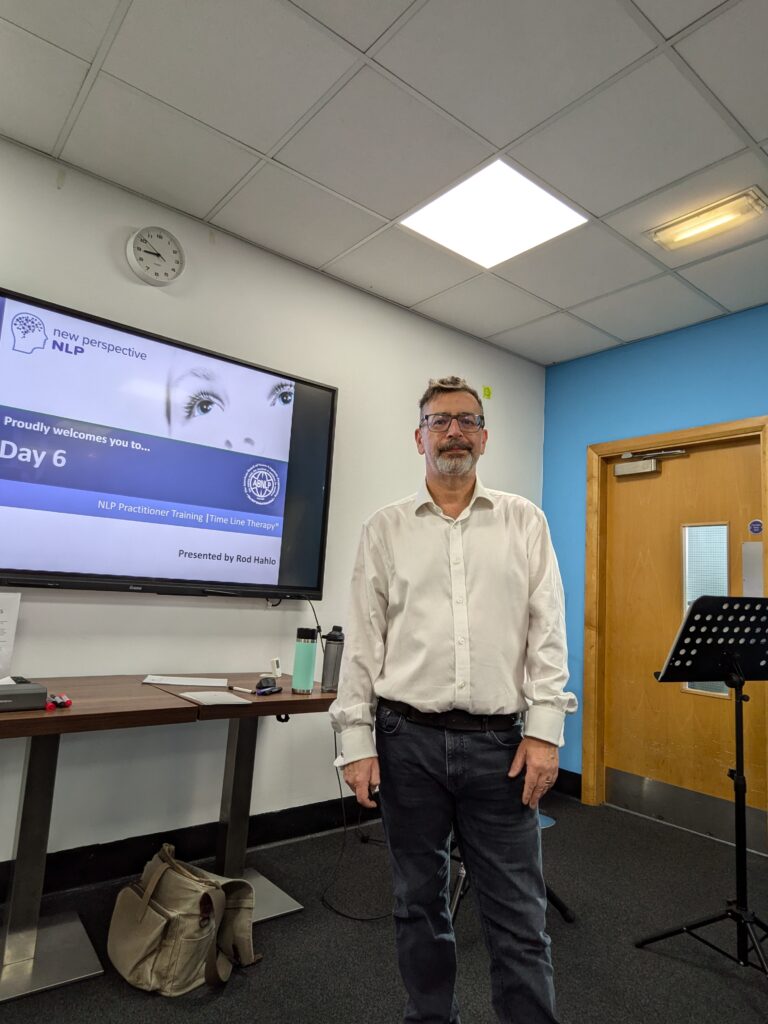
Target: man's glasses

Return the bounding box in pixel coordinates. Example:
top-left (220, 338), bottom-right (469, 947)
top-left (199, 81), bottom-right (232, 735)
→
top-left (420, 412), bottom-right (485, 434)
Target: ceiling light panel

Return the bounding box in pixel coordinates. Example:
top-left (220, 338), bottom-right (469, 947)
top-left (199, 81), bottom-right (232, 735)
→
top-left (649, 188), bottom-right (767, 251)
top-left (401, 160), bottom-right (587, 268)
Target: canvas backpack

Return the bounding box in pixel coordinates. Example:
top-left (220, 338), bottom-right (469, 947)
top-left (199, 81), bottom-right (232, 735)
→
top-left (107, 842), bottom-right (260, 996)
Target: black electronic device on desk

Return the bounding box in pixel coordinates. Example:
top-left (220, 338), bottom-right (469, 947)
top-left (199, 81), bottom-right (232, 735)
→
top-left (0, 675), bottom-right (48, 711)
top-left (255, 676), bottom-right (282, 696)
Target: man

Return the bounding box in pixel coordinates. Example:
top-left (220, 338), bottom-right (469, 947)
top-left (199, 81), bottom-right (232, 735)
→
top-left (330, 376), bottom-right (576, 1024)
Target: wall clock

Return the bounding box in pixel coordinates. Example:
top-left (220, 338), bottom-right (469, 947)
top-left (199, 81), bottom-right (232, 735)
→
top-left (126, 226), bottom-right (185, 286)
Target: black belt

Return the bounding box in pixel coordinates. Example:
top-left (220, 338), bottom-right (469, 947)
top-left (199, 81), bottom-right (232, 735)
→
top-left (378, 697), bottom-right (521, 733)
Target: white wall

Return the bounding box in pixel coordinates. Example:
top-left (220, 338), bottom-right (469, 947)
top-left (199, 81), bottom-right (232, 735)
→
top-left (0, 138), bottom-right (545, 859)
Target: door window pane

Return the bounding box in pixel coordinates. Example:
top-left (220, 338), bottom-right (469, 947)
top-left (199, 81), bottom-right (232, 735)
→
top-left (683, 524), bottom-right (729, 696)
top-left (742, 540), bottom-right (763, 598)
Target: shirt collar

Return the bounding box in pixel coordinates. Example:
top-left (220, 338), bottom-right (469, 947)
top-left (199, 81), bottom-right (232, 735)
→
top-left (471, 478), bottom-right (495, 508)
top-left (414, 477), bottom-right (496, 515)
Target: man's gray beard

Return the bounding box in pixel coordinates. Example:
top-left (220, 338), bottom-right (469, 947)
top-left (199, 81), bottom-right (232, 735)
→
top-left (435, 449), bottom-right (476, 475)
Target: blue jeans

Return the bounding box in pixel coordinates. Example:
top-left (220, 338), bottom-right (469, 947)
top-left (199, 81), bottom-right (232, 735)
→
top-left (376, 703), bottom-right (558, 1024)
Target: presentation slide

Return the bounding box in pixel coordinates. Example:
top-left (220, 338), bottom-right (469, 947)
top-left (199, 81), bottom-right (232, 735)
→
top-left (0, 297), bottom-right (296, 585)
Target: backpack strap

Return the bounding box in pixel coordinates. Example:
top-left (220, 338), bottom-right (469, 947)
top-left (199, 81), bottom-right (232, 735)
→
top-left (203, 887), bottom-right (232, 987)
top-left (218, 878), bottom-right (257, 966)
top-left (136, 861), bottom-right (171, 923)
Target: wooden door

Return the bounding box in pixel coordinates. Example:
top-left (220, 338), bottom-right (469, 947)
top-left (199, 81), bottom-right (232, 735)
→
top-left (603, 436), bottom-right (766, 813)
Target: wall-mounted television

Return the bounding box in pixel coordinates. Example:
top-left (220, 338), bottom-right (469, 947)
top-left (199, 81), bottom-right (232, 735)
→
top-left (0, 288), bottom-right (336, 599)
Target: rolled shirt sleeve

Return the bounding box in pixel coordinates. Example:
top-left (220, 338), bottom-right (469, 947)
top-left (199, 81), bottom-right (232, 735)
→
top-left (522, 509), bottom-right (577, 746)
top-left (329, 524), bottom-right (388, 765)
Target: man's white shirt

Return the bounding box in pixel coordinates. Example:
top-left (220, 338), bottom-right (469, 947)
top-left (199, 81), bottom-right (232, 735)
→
top-left (330, 479), bottom-right (577, 765)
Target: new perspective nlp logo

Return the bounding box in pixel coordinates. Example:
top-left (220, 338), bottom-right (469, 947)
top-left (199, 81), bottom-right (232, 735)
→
top-left (11, 312), bottom-right (84, 356)
top-left (11, 312), bottom-right (48, 354)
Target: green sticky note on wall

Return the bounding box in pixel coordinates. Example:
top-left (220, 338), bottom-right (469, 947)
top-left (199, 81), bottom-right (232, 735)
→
top-left (482, 386), bottom-right (492, 400)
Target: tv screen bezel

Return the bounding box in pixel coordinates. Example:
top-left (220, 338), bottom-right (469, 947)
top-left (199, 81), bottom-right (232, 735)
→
top-left (0, 286), bottom-right (337, 601)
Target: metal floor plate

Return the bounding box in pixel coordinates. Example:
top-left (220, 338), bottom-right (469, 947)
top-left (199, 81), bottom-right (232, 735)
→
top-left (244, 869), bottom-right (303, 923)
top-left (0, 910), bottom-right (103, 1002)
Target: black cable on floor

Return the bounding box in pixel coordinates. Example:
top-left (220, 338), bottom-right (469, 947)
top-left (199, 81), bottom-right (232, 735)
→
top-left (319, 731), bottom-right (390, 921)
top-left (307, 602), bottom-right (389, 918)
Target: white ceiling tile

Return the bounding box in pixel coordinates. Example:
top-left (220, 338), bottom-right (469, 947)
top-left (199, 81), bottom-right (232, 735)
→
top-left (510, 55), bottom-right (743, 215)
top-left (2, 0), bottom-right (759, 348)
top-left (212, 163), bottom-right (385, 267)
top-left (572, 274), bottom-right (721, 341)
top-left (104, 0), bottom-right (357, 151)
top-left (276, 67), bottom-right (492, 218)
top-left (413, 275), bottom-right (554, 338)
top-left (494, 224), bottom-right (659, 307)
top-left (62, 75), bottom-right (258, 218)
top-left (490, 314), bottom-right (620, 365)
top-left (605, 151), bottom-right (768, 268)
top-left (325, 226), bottom-right (478, 306)
top-left (290, 0), bottom-right (414, 50)
top-left (679, 236), bottom-right (768, 311)
top-left (375, 0), bottom-right (653, 146)
top-left (0, 1), bottom-right (120, 59)
top-left (676, 0), bottom-right (768, 141)
top-left (0, 21), bottom-right (87, 151)
top-left (632, 0), bottom-right (724, 38)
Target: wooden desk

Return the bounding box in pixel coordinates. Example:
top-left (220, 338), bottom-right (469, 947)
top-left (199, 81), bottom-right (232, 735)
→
top-left (0, 674), bottom-right (334, 1002)
top-left (0, 675), bottom-right (199, 738)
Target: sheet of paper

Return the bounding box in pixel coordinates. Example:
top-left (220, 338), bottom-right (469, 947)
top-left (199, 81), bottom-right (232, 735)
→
top-left (143, 675), bottom-right (228, 687)
top-left (178, 690), bottom-right (250, 706)
top-left (0, 593), bottom-right (21, 677)
top-left (0, 675), bottom-right (17, 686)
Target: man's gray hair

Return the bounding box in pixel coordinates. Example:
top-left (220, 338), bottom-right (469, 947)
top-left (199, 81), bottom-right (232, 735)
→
top-left (418, 376), bottom-right (484, 417)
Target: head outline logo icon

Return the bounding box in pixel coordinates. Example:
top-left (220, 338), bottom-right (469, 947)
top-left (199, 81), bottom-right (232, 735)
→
top-left (11, 313), bottom-right (48, 354)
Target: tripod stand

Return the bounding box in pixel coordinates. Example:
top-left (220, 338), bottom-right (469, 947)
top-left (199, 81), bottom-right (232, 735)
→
top-left (450, 814), bottom-right (575, 925)
top-left (636, 595), bottom-right (768, 973)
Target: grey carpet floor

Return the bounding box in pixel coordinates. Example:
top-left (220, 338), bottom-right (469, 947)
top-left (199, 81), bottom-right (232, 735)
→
top-left (3, 793), bottom-right (767, 1023)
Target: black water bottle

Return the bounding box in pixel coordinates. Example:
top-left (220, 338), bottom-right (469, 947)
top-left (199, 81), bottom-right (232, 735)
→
top-left (321, 625), bottom-right (345, 692)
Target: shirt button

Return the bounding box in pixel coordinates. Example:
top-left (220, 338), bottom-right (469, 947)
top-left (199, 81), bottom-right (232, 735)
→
top-left (457, 637), bottom-right (465, 646)
top-left (455, 596), bottom-right (464, 604)
top-left (452, 557), bottom-right (460, 564)
top-left (457, 681), bottom-right (466, 689)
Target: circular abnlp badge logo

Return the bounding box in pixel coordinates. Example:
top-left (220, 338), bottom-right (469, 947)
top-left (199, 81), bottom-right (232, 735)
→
top-left (244, 464), bottom-right (280, 505)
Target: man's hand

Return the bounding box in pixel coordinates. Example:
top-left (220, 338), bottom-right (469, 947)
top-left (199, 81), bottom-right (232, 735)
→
top-left (342, 756), bottom-right (381, 809)
top-left (508, 737), bottom-right (558, 809)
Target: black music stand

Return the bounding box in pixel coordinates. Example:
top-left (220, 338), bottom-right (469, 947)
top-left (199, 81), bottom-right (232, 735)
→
top-left (635, 595), bottom-right (768, 974)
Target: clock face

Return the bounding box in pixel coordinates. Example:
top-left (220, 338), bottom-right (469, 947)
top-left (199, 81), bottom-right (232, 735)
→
top-left (126, 227), bottom-right (185, 286)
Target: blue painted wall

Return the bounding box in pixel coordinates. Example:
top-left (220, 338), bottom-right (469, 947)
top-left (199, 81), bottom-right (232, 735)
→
top-left (543, 303), bottom-right (768, 773)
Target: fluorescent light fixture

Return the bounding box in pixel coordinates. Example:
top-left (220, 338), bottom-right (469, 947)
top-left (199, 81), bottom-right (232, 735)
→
top-left (400, 160), bottom-right (587, 268)
top-left (649, 187), bottom-right (768, 251)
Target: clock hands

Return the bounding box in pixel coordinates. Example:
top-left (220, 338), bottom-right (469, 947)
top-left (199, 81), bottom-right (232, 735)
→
top-left (138, 238), bottom-right (166, 261)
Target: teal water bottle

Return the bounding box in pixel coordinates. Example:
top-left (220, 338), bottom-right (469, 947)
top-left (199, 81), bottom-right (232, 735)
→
top-left (292, 627), bottom-right (317, 694)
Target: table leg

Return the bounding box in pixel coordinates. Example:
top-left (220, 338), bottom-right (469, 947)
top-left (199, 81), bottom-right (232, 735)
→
top-left (215, 718), bottom-right (302, 922)
top-left (0, 735), bottom-right (102, 1001)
